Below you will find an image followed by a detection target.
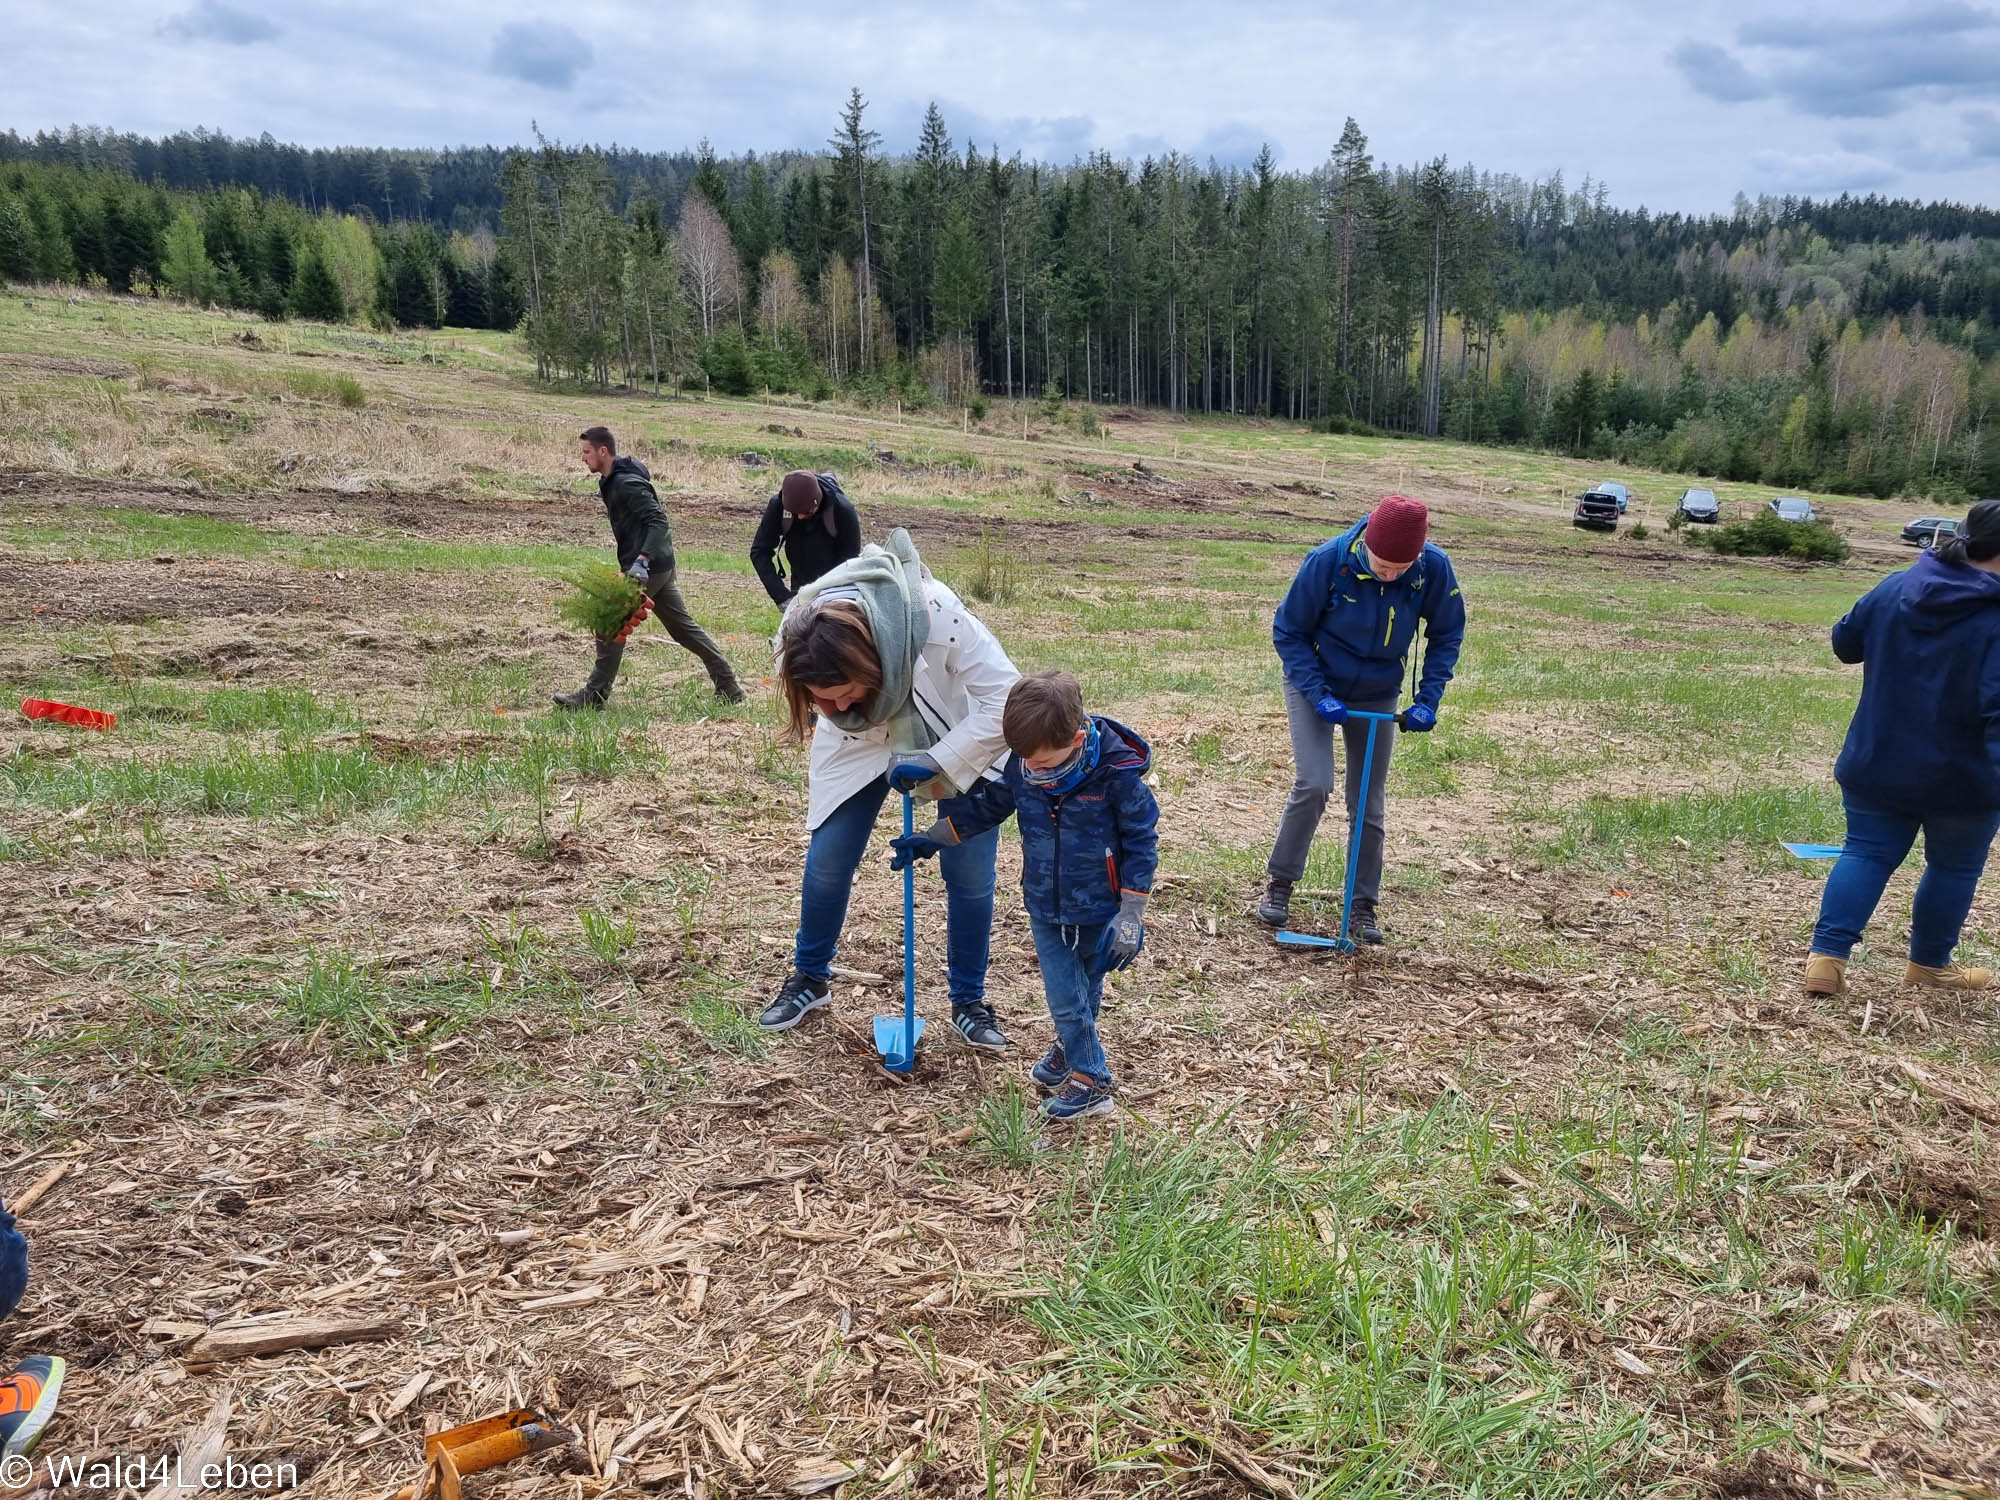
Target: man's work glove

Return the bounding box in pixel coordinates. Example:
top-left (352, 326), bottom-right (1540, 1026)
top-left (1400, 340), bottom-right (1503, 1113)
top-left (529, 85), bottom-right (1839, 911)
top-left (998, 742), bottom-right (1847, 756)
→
top-left (1107, 891), bottom-right (1147, 970)
top-left (1314, 696), bottom-right (1348, 726)
top-left (1398, 703), bottom-right (1437, 733)
top-left (889, 819), bottom-right (959, 871)
top-left (626, 555), bottom-right (651, 585)
top-left (887, 753), bottom-right (944, 794)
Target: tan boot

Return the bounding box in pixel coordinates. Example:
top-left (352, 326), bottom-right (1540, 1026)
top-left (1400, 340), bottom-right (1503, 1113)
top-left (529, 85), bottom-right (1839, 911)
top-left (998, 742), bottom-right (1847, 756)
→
top-left (1904, 960), bottom-right (1994, 991)
top-left (1802, 954), bottom-right (1847, 997)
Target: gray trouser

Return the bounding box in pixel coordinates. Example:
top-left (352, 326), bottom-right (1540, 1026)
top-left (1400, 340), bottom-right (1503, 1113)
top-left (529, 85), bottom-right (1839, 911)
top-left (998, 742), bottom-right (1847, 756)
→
top-left (643, 563), bottom-right (741, 695)
top-left (1266, 683), bottom-right (1397, 906)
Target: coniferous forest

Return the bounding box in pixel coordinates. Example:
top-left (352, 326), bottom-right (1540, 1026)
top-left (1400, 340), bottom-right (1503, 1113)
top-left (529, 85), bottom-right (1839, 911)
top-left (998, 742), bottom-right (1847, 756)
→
top-left (8, 100), bottom-right (2000, 500)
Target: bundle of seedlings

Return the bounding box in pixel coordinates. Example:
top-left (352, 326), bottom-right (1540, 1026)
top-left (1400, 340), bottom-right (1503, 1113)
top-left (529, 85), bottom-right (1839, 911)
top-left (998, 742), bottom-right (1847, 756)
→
top-left (555, 565), bottom-right (652, 642)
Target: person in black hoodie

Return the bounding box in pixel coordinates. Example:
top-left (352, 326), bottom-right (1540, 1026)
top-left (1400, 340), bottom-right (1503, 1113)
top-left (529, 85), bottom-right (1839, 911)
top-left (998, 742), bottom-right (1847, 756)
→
top-left (557, 427), bottom-right (745, 708)
top-left (750, 471), bottom-right (863, 607)
top-left (1804, 499), bottom-right (2000, 997)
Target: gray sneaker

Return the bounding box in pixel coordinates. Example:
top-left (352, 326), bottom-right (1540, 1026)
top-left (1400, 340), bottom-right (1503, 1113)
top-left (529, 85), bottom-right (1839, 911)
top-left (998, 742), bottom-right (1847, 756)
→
top-left (950, 1003), bottom-right (1008, 1052)
top-left (759, 971), bottom-right (830, 1031)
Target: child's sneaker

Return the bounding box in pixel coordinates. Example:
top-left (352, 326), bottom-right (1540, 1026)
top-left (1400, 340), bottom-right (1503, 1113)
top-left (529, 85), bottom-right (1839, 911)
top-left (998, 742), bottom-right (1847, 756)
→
top-left (1040, 1076), bottom-right (1114, 1121)
top-left (1029, 1044), bottom-right (1068, 1091)
top-left (0, 1355), bottom-right (64, 1459)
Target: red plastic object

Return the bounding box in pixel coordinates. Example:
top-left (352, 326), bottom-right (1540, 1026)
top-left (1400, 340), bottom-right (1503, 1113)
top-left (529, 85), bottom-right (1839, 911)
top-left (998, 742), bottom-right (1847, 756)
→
top-left (20, 698), bottom-right (116, 731)
top-left (612, 596), bottom-right (653, 645)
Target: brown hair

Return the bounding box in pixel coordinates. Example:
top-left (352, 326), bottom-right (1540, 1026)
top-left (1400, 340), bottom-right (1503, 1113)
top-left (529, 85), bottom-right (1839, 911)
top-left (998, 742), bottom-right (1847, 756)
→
top-left (579, 425), bottom-right (616, 453)
top-left (1002, 670), bottom-right (1085, 756)
top-left (775, 601), bottom-right (882, 742)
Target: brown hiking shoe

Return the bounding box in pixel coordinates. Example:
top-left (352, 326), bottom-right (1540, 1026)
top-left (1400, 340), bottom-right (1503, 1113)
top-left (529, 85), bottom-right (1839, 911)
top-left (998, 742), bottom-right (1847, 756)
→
top-left (1801, 955), bottom-right (1847, 997)
top-left (1904, 961), bottom-right (1994, 991)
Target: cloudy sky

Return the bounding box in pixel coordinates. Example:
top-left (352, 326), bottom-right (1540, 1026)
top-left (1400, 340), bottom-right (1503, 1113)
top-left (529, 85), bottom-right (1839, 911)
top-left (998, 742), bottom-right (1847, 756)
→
top-left (7, 0), bottom-right (2000, 212)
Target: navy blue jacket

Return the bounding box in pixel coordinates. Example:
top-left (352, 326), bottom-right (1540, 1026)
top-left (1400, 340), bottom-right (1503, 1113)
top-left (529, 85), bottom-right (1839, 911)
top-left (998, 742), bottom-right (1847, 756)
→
top-left (0, 1196), bottom-right (24, 1320)
top-left (939, 717), bottom-right (1159, 926)
top-left (1831, 549), bottom-right (2000, 814)
top-left (1273, 516), bottom-right (1466, 710)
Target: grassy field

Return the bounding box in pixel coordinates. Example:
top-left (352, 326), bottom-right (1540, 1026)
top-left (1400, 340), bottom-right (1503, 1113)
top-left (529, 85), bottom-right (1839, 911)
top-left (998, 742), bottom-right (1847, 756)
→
top-left (1, 290), bottom-right (1997, 1498)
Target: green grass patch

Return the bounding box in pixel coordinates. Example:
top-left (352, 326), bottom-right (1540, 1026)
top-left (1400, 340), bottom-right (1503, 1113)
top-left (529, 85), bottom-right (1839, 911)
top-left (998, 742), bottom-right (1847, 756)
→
top-left (1540, 785), bottom-right (1843, 866)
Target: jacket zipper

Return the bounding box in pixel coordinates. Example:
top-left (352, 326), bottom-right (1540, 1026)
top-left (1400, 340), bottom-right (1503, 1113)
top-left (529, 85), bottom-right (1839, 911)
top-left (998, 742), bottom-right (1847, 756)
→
top-left (1049, 799), bottom-right (1062, 915)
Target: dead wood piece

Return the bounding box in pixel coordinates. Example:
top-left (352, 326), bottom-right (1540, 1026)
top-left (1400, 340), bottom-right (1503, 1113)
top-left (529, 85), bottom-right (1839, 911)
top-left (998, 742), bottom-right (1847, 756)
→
top-left (9, 1161), bottom-right (72, 1217)
top-left (141, 1392), bottom-right (231, 1500)
top-left (187, 1313), bottom-right (405, 1364)
top-left (1896, 1058), bottom-right (2000, 1125)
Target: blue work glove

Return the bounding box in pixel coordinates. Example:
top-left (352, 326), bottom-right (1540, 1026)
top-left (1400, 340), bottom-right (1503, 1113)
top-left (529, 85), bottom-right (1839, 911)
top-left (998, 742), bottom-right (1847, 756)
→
top-left (886, 753), bottom-right (943, 794)
top-left (1398, 703), bottom-right (1437, 733)
top-left (888, 819), bottom-right (959, 871)
top-left (1314, 696), bottom-right (1348, 726)
top-left (626, 555), bottom-right (651, 585)
top-left (1106, 891), bottom-right (1148, 970)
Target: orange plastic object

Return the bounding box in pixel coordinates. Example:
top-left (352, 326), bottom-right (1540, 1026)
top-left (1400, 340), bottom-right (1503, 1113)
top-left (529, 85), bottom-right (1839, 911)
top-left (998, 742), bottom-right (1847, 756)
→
top-left (20, 698), bottom-right (116, 731)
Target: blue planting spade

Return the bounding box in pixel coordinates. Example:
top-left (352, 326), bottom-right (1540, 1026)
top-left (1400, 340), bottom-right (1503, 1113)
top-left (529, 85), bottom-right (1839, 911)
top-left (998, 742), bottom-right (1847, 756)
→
top-left (1276, 710), bottom-right (1396, 956)
top-left (874, 791), bottom-right (926, 1072)
top-left (1780, 842), bottom-right (1843, 860)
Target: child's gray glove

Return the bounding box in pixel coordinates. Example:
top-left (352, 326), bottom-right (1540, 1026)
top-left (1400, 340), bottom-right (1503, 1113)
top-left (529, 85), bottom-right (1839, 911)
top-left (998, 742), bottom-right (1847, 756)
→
top-left (1107, 891), bottom-right (1147, 969)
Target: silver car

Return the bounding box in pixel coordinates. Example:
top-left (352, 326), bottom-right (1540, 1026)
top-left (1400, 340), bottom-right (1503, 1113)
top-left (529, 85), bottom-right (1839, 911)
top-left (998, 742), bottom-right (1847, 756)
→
top-left (1768, 496), bottom-right (1818, 523)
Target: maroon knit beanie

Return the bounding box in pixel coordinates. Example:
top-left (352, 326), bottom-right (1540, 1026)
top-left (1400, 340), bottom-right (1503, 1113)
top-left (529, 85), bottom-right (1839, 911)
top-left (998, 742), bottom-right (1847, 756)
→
top-left (780, 470), bottom-right (821, 515)
top-left (1364, 495), bottom-right (1428, 565)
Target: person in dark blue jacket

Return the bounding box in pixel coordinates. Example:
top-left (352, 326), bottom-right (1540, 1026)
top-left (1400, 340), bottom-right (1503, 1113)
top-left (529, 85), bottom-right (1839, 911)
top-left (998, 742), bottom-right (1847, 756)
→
top-left (892, 670), bottom-right (1159, 1122)
top-left (1259, 496), bottom-right (1465, 938)
top-left (1804, 500), bottom-right (2000, 998)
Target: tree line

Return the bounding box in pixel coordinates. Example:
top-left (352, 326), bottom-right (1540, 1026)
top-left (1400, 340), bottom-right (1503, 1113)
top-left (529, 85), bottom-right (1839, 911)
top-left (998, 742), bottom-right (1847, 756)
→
top-left (7, 107), bottom-right (2000, 498)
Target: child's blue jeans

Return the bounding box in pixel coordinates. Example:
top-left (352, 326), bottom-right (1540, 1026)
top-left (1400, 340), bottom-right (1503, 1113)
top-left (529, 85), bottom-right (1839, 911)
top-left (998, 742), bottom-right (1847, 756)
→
top-left (1028, 916), bottom-right (1115, 1088)
top-left (1811, 793), bottom-right (2000, 966)
top-left (0, 1199), bottom-right (25, 1319)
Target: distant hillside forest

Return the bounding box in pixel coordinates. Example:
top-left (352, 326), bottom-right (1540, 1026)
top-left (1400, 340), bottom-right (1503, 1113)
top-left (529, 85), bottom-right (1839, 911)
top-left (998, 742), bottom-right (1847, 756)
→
top-left (7, 113), bottom-right (2000, 500)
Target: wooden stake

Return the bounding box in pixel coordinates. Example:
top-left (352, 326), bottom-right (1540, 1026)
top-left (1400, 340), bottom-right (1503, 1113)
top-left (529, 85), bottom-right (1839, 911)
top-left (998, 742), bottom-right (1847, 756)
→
top-left (10, 1159), bottom-right (71, 1216)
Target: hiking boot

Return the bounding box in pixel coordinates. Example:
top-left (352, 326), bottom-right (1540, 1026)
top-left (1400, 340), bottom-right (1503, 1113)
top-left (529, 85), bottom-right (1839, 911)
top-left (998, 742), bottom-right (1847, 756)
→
top-left (1030, 1043), bottom-right (1068, 1091)
top-left (758, 971), bottom-right (831, 1031)
top-left (1905, 960), bottom-right (1994, 991)
top-left (1040, 1075), bottom-right (1115, 1121)
top-left (1256, 879), bottom-right (1293, 927)
top-left (950, 1003), bottom-right (1009, 1052)
top-left (1351, 902), bottom-right (1384, 946)
top-left (716, 682), bottom-right (748, 705)
top-left (1802, 954), bottom-right (1847, 997)
top-left (554, 637), bottom-right (624, 710)
top-left (0, 1356), bottom-right (64, 1460)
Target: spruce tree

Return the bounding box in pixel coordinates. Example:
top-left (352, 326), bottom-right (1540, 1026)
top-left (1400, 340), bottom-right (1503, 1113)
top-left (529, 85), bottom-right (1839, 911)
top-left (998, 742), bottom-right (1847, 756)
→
top-left (288, 250), bottom-right (347, 322)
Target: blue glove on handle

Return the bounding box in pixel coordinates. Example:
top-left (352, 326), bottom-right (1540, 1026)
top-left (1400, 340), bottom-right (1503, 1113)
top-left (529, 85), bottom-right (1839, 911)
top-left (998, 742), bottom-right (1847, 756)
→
top-left (1315, 696), bottom-right (1348, 726)
top-left (1106, 890), bottom-right (1148, 970)
top-left (1399, 703), bottom-right (1437, 733)
top-left (887, 753), bottom-right (943, 794)
top-left (889, 819), bottom-right (959, 871)
top-left (626, 555), bottom-right (651, 584)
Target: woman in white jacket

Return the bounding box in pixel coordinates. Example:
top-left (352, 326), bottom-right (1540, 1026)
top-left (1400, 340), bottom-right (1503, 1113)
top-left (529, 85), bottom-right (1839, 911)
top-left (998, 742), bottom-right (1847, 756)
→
top-left (758, 530), bottom-right (1020, 1047)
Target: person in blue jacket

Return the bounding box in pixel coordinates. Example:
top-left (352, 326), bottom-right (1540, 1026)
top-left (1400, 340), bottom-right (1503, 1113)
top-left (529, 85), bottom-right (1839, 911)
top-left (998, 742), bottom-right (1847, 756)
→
top-left (891, 670), bottom-right (1159, 1122)
top-left (1258, 495), bottom-right (1465, 939)
top-left (1804, 499), bottom-right (2000, 998)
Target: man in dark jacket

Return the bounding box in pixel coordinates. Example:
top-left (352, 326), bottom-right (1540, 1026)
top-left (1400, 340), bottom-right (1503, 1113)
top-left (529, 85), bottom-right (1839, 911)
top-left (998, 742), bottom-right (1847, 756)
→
top-left (1258, 495), bottom-right (1465, 940)
top-left (557, 426), bottom-right (745, 708)
top-left (1804, 500), bottom-right (2000, 997)
top-left (750, 471), bottom-right (862, 607)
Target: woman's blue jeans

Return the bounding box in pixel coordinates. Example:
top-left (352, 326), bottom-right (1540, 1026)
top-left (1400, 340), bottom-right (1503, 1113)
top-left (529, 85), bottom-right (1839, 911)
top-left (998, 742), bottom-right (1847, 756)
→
top-left (794, 777), bottom-right (999, 1009)
top-left (1811, 793), bottom-right (1999, 966)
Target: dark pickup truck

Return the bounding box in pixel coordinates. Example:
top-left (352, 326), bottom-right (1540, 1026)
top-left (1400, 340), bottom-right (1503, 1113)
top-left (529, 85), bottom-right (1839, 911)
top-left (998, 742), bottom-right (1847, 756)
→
top-left (1572, 490), bottom-right (1620, 532)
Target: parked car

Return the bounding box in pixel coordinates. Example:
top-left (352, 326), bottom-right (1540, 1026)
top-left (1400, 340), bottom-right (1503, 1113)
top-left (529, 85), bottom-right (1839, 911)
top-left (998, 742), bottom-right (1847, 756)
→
top-left (1901, 516), bottom-right (1960, 547)
top-left (1592, 480), bottom-right (1632, 514)
top-left (1768, 496), bottom-right (1818, 523)
top-left (1675, 487), bottom-right (1721, 524)
top-left (1573, 490), bottom-right (1621, 531)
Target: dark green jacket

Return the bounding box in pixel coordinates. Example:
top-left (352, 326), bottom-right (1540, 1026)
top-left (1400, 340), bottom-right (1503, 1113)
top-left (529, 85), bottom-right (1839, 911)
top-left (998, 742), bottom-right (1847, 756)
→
top-left (600, 456), bottom-right (673, 571)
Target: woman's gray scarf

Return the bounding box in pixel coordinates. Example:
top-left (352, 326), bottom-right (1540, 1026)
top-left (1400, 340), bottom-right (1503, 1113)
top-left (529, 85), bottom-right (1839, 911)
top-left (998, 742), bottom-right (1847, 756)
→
top-left (792, 527), bottom-right (934, 751)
